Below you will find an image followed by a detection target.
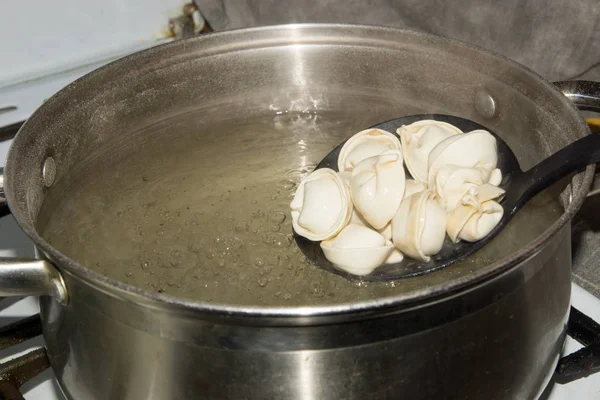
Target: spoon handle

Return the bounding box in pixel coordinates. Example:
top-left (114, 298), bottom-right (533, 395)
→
top-left (514, 132), bottom-right (599, 212)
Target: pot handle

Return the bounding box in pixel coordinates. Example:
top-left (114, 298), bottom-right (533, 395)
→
top-left (0, 168), bottom-right (68, 304)
top-left (553, 80), bottom-right (600, 112)
top-left (0, 258), bottom-right (68, 305)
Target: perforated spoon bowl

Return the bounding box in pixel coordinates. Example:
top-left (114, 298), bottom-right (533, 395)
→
top-left (293, 114), bottom-right (598, 281)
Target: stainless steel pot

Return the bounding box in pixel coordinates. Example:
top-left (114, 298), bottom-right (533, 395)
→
top-left (0, 25), bottom-right (598, 399)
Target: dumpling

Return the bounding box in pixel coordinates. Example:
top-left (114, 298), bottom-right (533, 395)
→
top-left (446, 183), bottom-right (505, 243)
top-left (404, 179), bottom-right (427, 198)
top-left (350, 149), bottom-right (406, 230)
top-left (427, 130), bottom-right (498, 188)
top-left (391, 190), bottom-right (446, 262)
top-left (384, 248), bottom-right (405, 264)
top-left (337, 128), bottom-right (401, 172)
top-left (434, 165), bottom-right (486, 212)
top-left (398, 120), bottom-right (462, 183)
top-left (290, 168), bottom-right (352, 241)
top-left (489, 168), bottom-right (503, 186)
top-left (321, 224), bottom-right (395, 275)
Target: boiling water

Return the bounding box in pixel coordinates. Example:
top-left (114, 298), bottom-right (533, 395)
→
top-left (37, 110), bottom-right (564, 307)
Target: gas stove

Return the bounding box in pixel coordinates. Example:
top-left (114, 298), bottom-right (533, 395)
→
top-left (2, 2), bottom-right (600, 398)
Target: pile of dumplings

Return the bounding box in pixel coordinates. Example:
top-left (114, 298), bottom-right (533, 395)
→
top-left (289, 120), bottom-right (505, 276)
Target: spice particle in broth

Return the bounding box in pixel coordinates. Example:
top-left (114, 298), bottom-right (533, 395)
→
top-left (36, 112), bottom-right (562, 307)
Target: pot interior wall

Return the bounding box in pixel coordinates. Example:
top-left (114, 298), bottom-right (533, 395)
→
top-left (11, 26), bottom-right (584, 307)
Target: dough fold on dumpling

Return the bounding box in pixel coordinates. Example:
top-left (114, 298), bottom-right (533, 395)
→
top-left (446, 183), bottom-right (505, 243)
top-left (321, 224), bottom-right (394, 275)
top-left (290, 168), bottom-right (352, 241)
top-left (391, 190), bottom-right (446, 262)
top-left (350, 149), bottom-right (406, 230)
top-left (338, 128), bottom-right (401, 172)
top-left (398, 120), bottom-right (462, 183)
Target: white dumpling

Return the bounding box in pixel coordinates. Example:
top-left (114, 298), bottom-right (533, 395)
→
top-left (427, 130), bottom-right (498, 188)
top-left (349, 207), bottom-right (371, 228)
top-left (398, 120), bottom-right (462, 183)
top-left (384, 248), bottom-right (405, 264)
top-left (337, 128), bottom-right (401, 172)
top-left (321, 224), bottom-right (394, 275)
top-left (378, 222), bottom-right (392, 240)
top-left (404, 179), bottom-right (427, 198)
top-left (337, 170), bottom-right (352, 188)
top-left (434, 165), bottom-right (486, 212)
top-left (391, 190), bottom-right (446, 262)
top-left (350, 149), bottom-right (406, 230)
top-left (489, 168), bottom-right (503, 186)
top-left (290, 168), bottom-right (352, 241)
top-left (446, 183), bottom-right (505, 243)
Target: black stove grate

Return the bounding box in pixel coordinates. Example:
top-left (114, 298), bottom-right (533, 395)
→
top-left (556, 307), bottom-right (600, 383)
top-left (0, 315), bottom-right (49, 400)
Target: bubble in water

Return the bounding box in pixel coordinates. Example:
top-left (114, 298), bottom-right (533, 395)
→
top-left (257, 277), bottom-right (269, 287)
top-left (254, 258), bottom-right (264, 267)
top-left (140, 260), bottom-right (150, 269)
top-left (267, 254), bottom-right (280, 265)
top-left (224, 236), bottom-right (243, 251)
top-left (126, 272), bottom-right (133, 277)
top-left (235, 223), bottom-right (249, 233)
top-left (218, 260), bottom-right (226, 267)
top-left (283, 293), bottom-right (292, 300)
top-left (156, 229), bottom-right (164, 236)
top-left (170, 250), bottom-right (183, 267)
top-left (205, 248), bottom-right (216, 259)
top-left (259, 266), bottom-right (272, 276)
top-left (270, 224), bottom-right (281, 232)
top-left (312, 283), bottom-right (324, 297)
top-left (279, 179), bottom-right (296, 191)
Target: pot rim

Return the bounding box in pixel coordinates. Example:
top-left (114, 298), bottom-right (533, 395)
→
top-left (5, 23), bottom-right (594, 321)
